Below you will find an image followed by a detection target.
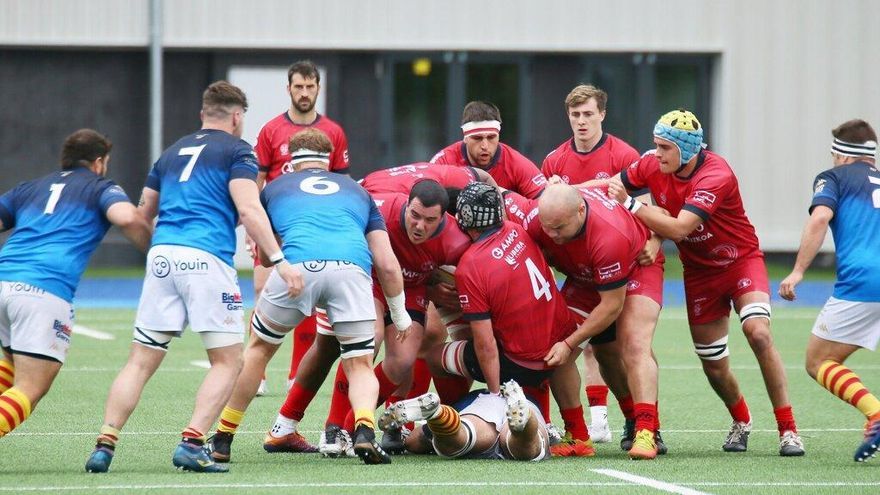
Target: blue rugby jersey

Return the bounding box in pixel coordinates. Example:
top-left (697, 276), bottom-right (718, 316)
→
top-left (261, 168), bottom-right (385, 274)
top-left (0, 167), bottom-right (130, 302)
top-left (146, 129), bottom-right (258, 266)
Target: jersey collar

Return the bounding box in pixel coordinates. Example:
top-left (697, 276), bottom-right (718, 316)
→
top-left (569, 132), bottom-right (608, 156)
top-left (284, 111), bottom-right (322, 127)
top-left (674, 150), bottom-right (707, 181)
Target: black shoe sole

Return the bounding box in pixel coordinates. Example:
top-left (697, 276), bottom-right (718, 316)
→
top-left (354, 443), bottom-right (392, 464)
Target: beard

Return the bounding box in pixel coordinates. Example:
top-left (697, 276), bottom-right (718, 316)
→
top-left (294, 96), bottom-right (316, 114)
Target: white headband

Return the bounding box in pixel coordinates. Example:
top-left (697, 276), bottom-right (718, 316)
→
top-left (290, 148), bottom-right (331, 165)
top-left (461, 120), bottom-right (501, 138)
top-left (831, 138), bottom-right (877, 158)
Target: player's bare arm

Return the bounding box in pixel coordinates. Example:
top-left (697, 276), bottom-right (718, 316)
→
top-left (546, 285), bottom-right (626, 367)
top-left (779, 205), bottom-right (834, 301)
top-left (366, 229), bottom-right (413, 341)
top-left (106, 202), bottom-right (153, 253)
top-left (470, 318), bottom-right (501, 394)
top-left (137, 187), bottom-right (159, 221)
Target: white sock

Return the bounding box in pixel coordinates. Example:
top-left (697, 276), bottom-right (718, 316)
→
top-left (589, 406), bottom-right (608, 426)
top-left (271, 414), bottom-right (298, 437)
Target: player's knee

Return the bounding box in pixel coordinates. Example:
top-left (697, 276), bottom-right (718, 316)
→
top-left (742, 324), bottom-right (773, 352)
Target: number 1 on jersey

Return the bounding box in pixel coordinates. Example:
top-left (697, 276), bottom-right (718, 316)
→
top-left (869, 175), bottom-right (880, 208)
top-left (44, 183), bottom-right (66, 214)
top-left (178, 144), bottom-right (206, 182)
top-left (525, 257), bottom-right (552, 301)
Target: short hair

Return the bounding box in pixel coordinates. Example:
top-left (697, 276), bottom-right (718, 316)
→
top-left (60, 129), bottom-right (112, 170)
top-left (565, 84), bottom-right (607, 112)
top-left (832, 119), bottom-right (877, 145)
top-left (409, 179), bottom-right (450, 213)
top-left (202, 81), bottom-right (248, 120)
top-left (288, 128), bottom-right (333, 154)
top-left (461, 101), bottom-right (502, 125)
top-left (288, 60), bottom-right (320, 84)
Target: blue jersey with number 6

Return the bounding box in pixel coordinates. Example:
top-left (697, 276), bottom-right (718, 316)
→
top-left (261, 168), bottom-right (386, 273)
top-left (0, 167), bottom-right (131, 302)
top-left (810, 161), bottom-right (880, 301)
top-left (146, 129), bottom-right (259, 266)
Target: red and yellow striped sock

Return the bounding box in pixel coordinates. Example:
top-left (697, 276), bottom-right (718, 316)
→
top-left (354, 409), bottom-right (376, 430)
top-left (181, 426), bottom-right (206, 446)
top-left (0, 359), bottom-right (13, 394)
top-left (96, 425), bottom-right (120, 448)
top-left (217, 406), bottom-right (244, 435)
top-left (427, 405), bottom-right (460, 438)
top-left (0, 387), bottom-right (32, 437)
top-left (817, 360), bottom-right (880, 418)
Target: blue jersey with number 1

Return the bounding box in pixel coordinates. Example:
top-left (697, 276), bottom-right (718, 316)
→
top-left (261, 168), bottom-right (386, 274)
top-left (810, 161), bottom-right (880, 301)
top-left (0, 167), bottom-right (130, 302)
top-left (146, 129), bottom-right (259, 266)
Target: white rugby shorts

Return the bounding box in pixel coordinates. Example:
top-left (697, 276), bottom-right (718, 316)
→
top-left (0, 281), bottom-right (74, 363)
top-left (811, 297), bottom-right (880, 351)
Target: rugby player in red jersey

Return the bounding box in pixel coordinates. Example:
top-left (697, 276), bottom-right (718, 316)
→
top-left (250, 61), bottom-right (351, 404)
top-left (605, 109), bottom-right (804, 457)
top-left (360, 162), bottom-right (495, 197)
top-left (430, 101), bottom-right (546, 199)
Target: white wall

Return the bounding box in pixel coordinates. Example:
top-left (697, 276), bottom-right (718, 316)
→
top-left (3, 0), bottom-right (879, 249)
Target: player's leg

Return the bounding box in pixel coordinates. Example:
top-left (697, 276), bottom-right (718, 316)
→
top-left (734, 290), bottom-right (803, 456)
top-left (548, 354), bottom-right (595, 457)
top-left (617, 294), bottom-right (662, 460)
top-left (0, 353), bottom-right (13, 395)
top-left (0, 354), bottom-right (60, 437)
top-left (804, 298), bottom-right (880, 461)
top-left (426, 306), bottom-right (473, 404)
top-left (251, 263), bottom-right (271, 396)
top-left (500, 380), bottom-right (550, 462)
top-left (581, 345), bottom-right (611, 441)
top-left (376, 311), bottom-right (425, 453)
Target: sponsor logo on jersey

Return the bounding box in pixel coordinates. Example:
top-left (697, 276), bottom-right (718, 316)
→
top-left (303, 261), bottom-right (327, 272)
top-left (581, 188), bottom-right (617, 210)
top-left (53, 319), bottom-right (72, 343)
top-left (343, 150), bottom-right (350, 164)
top-left (813, 178), bottom-right (826, 195)
top-left (221, 292), bottom-right (243, 311)
top-left (151, 256), bottom-right (171, 278)
top-left (595, 172), bottom-right (610, 180)
top-left (597, 262), bottom-right (622, 280)
top-left (173, 258), bottom-right (209, 273)
top-left (532, 174), bottom-right (548, 186)
top-left (683, 223), bottom-right (714, 243)
top-left (562, 175), bottom-right (571, 184)
top-left (710, 244), bottom-right (739, 266)
top-left (659, 193), bottom-right (667, 205)
top-left (737, 278), bottom-right (752, 290)
top-left (280, 144), bottom-right (289, 156)
top-left (692, 190), bottom-right (717, 206)
top-left (627, 280), bottom-right (641, 291)
top-left (8, 283), bottom-right (45, 294)
top-left (458, 294), bottom-right (469, 305)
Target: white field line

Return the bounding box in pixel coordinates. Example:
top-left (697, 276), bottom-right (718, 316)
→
top-left (72, 325), bottom-right (115, 341)
top-left (8, 427), bottom-right (862, 437)
top-left (594, 469), bottom-right (711, 495)
top-left (189, 360), bottom-right (212, 369)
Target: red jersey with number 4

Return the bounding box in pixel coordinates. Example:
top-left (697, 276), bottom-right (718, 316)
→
top-left (455, 221), bottom-right (575, 364)
top-left (430, 142), bottom-right (546, 198)
top-left (255, 112), bottom-right (350, 182)
top-left (621, 150), bottom-right (762, 270)
top-left (373, 193), bottom-right (470, 288)
top-left (541, 134), bottom-right (639, 185)
top-left (361, 163), bottom-right (479, 195)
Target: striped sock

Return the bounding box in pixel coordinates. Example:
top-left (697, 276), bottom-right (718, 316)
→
top-left (217, 406), bottom-right (245, 435)
top-left (181, 426), bottom-right (206, 446)
top-left (427, 405), bottom-right (460, 438)
top-left (0, 387), bottom-right (32, 437)
top-left (727, 396), bottom-right (751, 423)
top-left (0, 359), bottom-right (13, 394)
top-left (817, 360), bottom-right (880, 418)
top-left (354, 409), bottom-right (376, 431)
top-left (96, 425), bottom-right (120, 448)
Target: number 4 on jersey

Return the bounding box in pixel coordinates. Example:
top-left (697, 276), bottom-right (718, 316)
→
top-left (525, 257), bottom-right (552, 301)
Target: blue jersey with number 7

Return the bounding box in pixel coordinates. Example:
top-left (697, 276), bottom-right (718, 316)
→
top-left (261, 168), bottom-right (386, 274)
top-left (146, 129), bottom-right (258, 266)
top-left (0, 167), bottom-right (131, 302)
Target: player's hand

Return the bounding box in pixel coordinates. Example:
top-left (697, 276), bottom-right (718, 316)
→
top-left (638, 234), bottom-right (662, 266)
top-left (276, 262), bottom-right (304, 298)
top-left (395, 324), bottom-right (413, 342)
top-left (547, 175), bottom-right (565, 185)
top-left (245, 234), bottom-right (256, 257)
top-left (543, 341), bottom-right (572, 367)
top-left (778, 272), bottom-right (803, 301)
top-left (426, 283), bottom-right (461, 309)
top-left (606, 178), bottom-right (629, 203)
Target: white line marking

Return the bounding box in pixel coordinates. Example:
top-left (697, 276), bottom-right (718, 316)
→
top-left (189, 360), bottom-right (211, 369)
top-left (594, 469), bottom-right (711, 495)
top-left (72, 325), bottom-right (115, 341)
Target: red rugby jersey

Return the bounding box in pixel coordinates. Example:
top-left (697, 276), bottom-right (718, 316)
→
top-left (430, 141), bottom-right (546, 198)
top-left (361, 163), bottom-right (478, 195)
top-left (621, 150), bottom-right (762, 270)
top-left (455, 221), bottom-right (574, 365)
top-left (255, 112), bottom-right (350, 182)
top-left (541, 133), bottom-right (639, 185)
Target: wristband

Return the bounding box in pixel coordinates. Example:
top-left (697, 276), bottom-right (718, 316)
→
top-left (623, 195), bottom-right (643, 214)
top-left (386, 291), bottom-right (413, 332)
top-left (267, 250), bottom-right (285, 265)
top-left (563, 339), bottom-right (574, 351)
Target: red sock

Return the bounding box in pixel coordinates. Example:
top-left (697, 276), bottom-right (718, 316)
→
top-left (774, 405), bottom-right (797, 434)
top-left (407, 358), bottom-right (432, 399)
top-left (288, 315), bottom-right (317, 380)
top-left (523, 382), bottom-right (551, 423)
top-left (375, 362), bottom-right (399, 405)
top-left (585, 385), bottom-right (609, 407)
top-left (324, 364), bottom-right (351, 427)
top-left (728, 396), bottom-right (751, 423)
top-left (654, 401), bottom-right (661, 430)
top-left (280, 382), bottom-right (318, 421)
top-left (560, 406), bottom-right (590, 441)
top-left (619, 395), bottom-right (635, 420)
top-left (634, 403), bottom-right (656, 432)
top-left (433, 375), bottom-right (472, 404)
